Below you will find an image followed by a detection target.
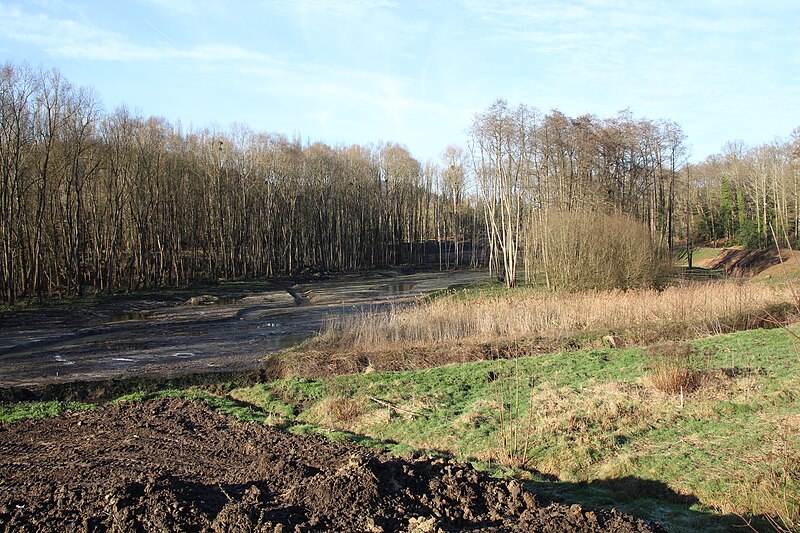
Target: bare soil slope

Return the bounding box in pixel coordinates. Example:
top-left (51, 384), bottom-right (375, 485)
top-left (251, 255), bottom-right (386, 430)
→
top-left (0, 398), bottom-right (660, 532)
top-left (702, 247), bottom-right (800, 278)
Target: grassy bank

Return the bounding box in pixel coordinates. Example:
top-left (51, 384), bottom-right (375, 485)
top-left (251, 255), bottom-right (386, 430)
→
top-left (287, 280), bottom-right (796, 378)
top-left (3, 325), bottom-right (798, 530)
top-left (3, 271), bottom-right (799, 531)
top-left (247, 326), bottom-right (799, 531)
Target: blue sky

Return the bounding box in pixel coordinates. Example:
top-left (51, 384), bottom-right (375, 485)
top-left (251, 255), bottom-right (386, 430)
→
top-left (1, 0), bottom-right (798, 163)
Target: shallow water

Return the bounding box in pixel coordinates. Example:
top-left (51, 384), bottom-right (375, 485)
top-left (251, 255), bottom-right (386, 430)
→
top-left (0, 269), bottom-right (485, 386)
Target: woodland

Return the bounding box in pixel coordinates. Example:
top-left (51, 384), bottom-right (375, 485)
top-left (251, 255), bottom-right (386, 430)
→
top-left (1, 62), bottom-right (799, 303)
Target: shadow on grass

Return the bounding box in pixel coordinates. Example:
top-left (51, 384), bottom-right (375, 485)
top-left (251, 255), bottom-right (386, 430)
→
top-left (3, 372), bottom-right (784, 532)
top-left (523, 475), bottom-right (773, 532)
top-left (280, 422), bottom-right (761, 532)
top-left (295, 418), bottom-right (777, 533)
top-left (192, 393), bottom-right (781, 533)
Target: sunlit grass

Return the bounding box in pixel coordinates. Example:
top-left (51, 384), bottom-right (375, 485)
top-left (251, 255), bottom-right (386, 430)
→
top-left (0, 400), bottom-right (95, 423)
top-left (4, 308), bottom-right (798, 531)
top-left (252, 326), bottom-right (800, 531)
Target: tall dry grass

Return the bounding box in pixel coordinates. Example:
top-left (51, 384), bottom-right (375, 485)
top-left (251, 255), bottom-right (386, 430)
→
top-left (645, 342), bottom-right (701, 395)
top-left (313, 281), bottom-right (795, 351)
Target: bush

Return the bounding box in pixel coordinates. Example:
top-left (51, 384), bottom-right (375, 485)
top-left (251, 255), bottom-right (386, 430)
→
top-left (646, 342), bottom-right (701, 395)
top-left (529, 210), bottom-right (671, 291)
top-left (319, 396), bottom-right (366, 425)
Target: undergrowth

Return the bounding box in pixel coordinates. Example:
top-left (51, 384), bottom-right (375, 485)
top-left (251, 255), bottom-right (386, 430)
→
top-left (299, 281), bottom-right (795, 380)
top-left (646, 342), bottom-right (706, 395)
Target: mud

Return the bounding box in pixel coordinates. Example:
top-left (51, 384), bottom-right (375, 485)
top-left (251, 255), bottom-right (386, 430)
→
top-left (0, 397), bottom-right (661, 532)
top-left (0, 270), bottom-right (485, 388)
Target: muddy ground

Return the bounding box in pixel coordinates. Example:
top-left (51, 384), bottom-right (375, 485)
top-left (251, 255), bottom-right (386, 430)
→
top-left (0, 397), bottom-right (661, 532)
top-left (0, 269), bottom-right (485, 388)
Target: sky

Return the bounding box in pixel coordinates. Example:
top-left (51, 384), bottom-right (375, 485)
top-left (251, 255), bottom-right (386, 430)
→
top-left (1, 0), bottom-right (798, 164)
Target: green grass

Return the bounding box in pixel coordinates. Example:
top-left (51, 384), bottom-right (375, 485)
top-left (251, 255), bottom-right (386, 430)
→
top-left (0, 400), bottom-right (96, 423)
top-left (3, 325), bottom-right (798, 531)
top-left (423, 274), bottom-right (549, 303)
top-left (673, 247), bottom-right (723, 268)
top-left (250, 326), bottom-right (800, 531)
top-left (112, 387), bottom-right (277, 424)
top-left (423, 277), bottom-right (507, 302)
top-left (0, 388), bottom-right (283, 425)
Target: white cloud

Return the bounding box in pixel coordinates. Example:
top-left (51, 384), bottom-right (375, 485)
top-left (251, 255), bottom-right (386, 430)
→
top-left (137, 0), bottom-right (226, 16)
top-left (0, 3), bottom-right (280, 64)
top-left (2, 4), bottom-right (152, 60)
top-left (0, 0), bottom-right (425, 101)
top-left (4, 0), bottom-right (795, 164)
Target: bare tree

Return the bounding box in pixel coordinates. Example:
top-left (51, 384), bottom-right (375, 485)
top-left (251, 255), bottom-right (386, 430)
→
top-left (440, 144), bottom-right (467, 267)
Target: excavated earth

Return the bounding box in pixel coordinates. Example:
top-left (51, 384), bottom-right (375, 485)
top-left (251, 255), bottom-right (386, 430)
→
top-left (0, 397), bottom-right (662, 532)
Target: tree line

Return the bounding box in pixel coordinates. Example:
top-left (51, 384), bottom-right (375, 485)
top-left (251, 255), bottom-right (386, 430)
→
top-left (2, 63), bottom-right (797, 303)
top-left (691, 135), bottom-right (800, 248)
top-left (469, 100), bottom-right (687, 287)
top-left (469, 100), bottom-right (799, 287)
top-left (0, 63), bottom-right (485, 304)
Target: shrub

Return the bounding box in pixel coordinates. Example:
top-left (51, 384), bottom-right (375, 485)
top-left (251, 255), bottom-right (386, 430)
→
top-left (529, 210), bottom-right (671, 291)
top-left (646, 342), bottom-right (700, 395)
top-left (319, 396), bottom-right (366, 425)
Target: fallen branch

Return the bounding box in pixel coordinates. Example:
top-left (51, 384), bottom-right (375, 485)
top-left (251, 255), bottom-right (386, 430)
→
top-left (369, 396), bottom-right (420, 418)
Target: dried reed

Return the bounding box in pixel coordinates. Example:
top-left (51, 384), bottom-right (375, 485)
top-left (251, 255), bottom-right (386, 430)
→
top-left (314, 282), bottom-right (794, 350)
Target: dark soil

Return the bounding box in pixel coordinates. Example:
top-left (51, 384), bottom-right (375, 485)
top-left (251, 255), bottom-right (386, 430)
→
top-left (0, 397), bottom-right (661, 532)
top-left (706, 247), bottom-right (782, 277)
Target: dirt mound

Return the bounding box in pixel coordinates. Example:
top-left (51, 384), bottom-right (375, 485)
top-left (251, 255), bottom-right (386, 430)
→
top-left (0, 398), bottom-right (660, 532)
top-left (708, 248), bottom-right (789, 277)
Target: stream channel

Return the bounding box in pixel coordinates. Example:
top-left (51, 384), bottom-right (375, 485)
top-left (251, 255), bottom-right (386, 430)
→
top-left (0, 269), bottom-right (485, 387)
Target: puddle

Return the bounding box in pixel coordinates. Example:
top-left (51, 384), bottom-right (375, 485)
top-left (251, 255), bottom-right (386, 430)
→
top-left (54, 355), bottom-right (74, 365)
top-left (186, 295), bottom-right (241, 306)
top-left (88, 310), bottom-right (153, 326)
top-left (258, 335), bottom-right (307, 351)
top-left (171, 352), bottom-right (196, 358)
top-left (382, 282), bottom-right (417, 294)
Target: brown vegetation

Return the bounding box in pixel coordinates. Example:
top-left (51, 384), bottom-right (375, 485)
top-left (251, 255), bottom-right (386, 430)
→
top-left (313, 282), bottom-right (793, 352)
top-left (272, 281), bottom-right (798, 379)
top-left (645, 342), bottom-right (702, 395)
top-left (488, 346), bottom-right (537, 467)
top-left (2, 66), bottom-right (707, 304)
top-left (315, 396), bottom-right (367, 427)
top-left (470, 101), bottom-right (688, 287)
top-left (0, 63), bottom-right (483, 304)
top-left (530, 211), bottom-right (671, 290)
